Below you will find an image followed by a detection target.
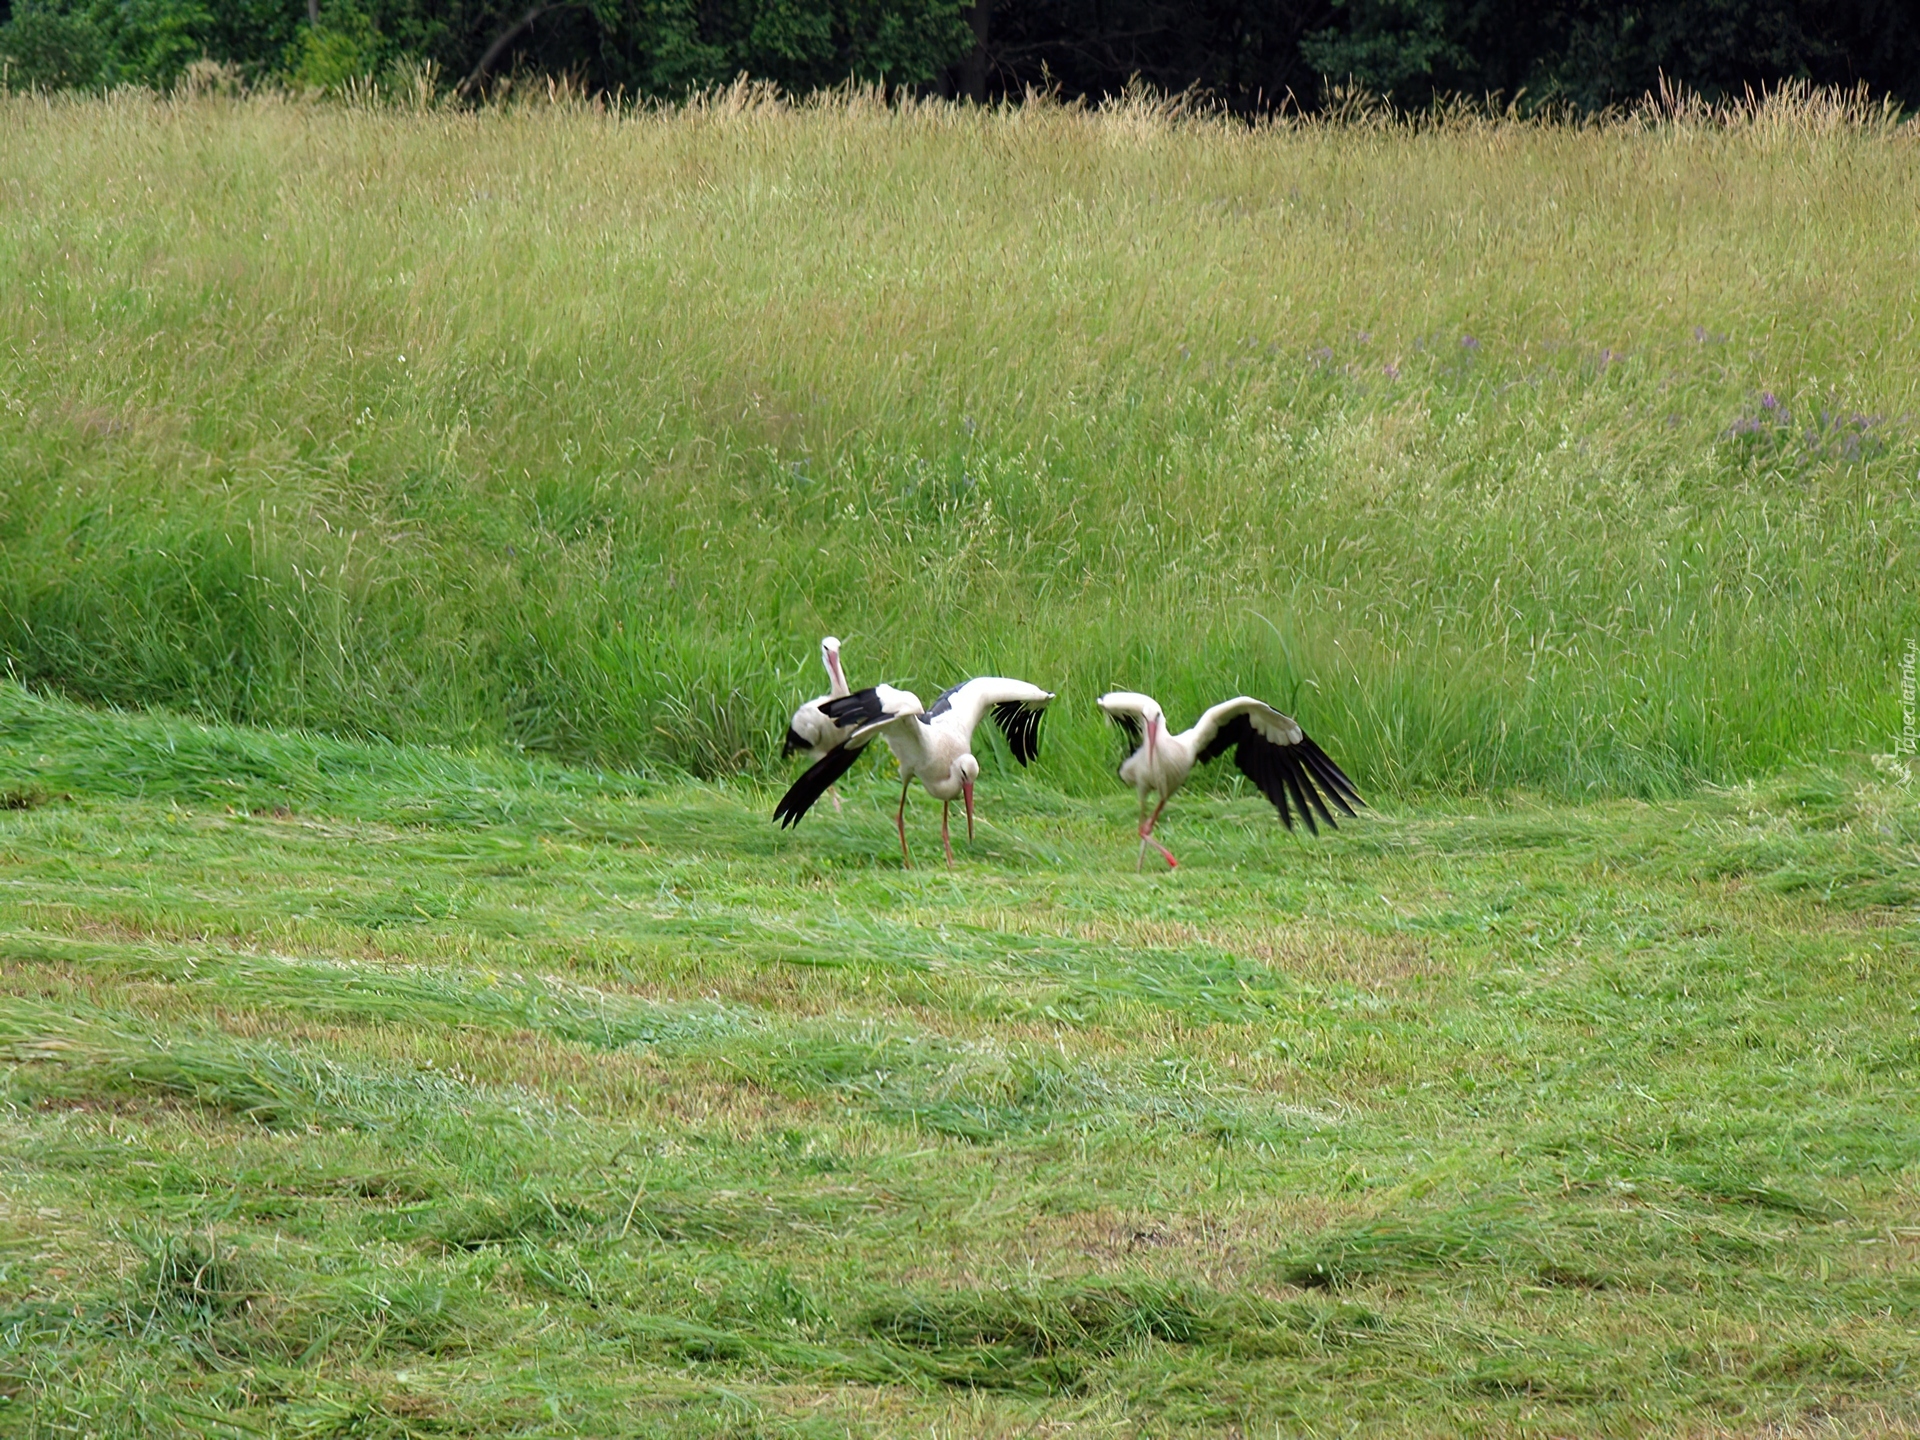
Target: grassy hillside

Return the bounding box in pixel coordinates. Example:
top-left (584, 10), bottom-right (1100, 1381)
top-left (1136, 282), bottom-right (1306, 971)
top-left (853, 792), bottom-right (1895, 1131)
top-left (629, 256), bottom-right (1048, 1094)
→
top-left (2, 87), bottom-right (1916, 796)
top-left (3, 684), bottom-right (1918, 1435)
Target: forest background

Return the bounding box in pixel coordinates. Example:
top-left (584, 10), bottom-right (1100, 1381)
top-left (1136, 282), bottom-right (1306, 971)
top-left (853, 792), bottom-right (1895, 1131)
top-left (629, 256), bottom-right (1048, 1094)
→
top-left (3, 0), bottom-right (1918, 113)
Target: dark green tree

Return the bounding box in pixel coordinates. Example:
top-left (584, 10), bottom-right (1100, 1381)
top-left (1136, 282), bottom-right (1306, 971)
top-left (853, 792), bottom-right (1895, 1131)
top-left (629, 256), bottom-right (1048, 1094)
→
top-left (1298, 0), bottom-right (1920, 111)
top-left (453, 0), bottom-right (975, 98)
top-left (3, 0), bottom-right (1915, 113)
top-left (977, 0), bottom-right (1918, 112)
top-left (982, 0), bottom-right (1338, 112)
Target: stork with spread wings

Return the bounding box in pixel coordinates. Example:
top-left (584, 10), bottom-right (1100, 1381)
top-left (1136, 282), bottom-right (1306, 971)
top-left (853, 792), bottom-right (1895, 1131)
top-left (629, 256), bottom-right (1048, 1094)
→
top-left (1097, 691), bottom-right (1362, 870)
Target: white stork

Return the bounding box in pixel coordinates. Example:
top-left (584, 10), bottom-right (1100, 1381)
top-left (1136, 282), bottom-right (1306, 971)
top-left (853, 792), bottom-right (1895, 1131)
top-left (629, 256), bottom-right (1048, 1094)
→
top-left (783, 635), bottom-right (854, 811)
top-left (774, 677), bottom-right (1054, 868)
top-left (1097, 691), bottom-right (1362, 870)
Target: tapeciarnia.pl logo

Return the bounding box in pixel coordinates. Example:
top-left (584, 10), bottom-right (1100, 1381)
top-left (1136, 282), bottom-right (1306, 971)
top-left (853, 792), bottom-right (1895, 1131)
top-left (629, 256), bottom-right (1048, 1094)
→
top-left (1898, 637), bottom-right (1917, 765)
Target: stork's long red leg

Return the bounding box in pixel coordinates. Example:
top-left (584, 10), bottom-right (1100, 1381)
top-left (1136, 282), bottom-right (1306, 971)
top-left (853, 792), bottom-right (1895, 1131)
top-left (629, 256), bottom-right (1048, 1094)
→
top-left (941, 800), bottom-right (954, 869)
top-left (1136, 795), bottom-right (1152, 873)
top-left (896, 778), bottom-right (913, 869)
top-left (1143, 796), bottom-right (1177, 870)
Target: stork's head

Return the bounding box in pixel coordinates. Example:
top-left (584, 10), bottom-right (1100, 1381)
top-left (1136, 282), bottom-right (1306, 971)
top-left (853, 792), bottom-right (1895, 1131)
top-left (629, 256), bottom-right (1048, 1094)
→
top-left (819, 636), bottom-right (846, 691)
top-left (955, 753), bottom-right (980, 839)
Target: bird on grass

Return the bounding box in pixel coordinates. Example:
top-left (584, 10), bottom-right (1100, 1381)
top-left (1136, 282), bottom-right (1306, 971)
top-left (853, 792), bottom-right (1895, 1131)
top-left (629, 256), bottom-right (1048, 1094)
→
top-left (783, 636), bottom-right (855, 811)
top-left (774, 676), bottom-right (1055, 868)
top-left (1096, 691), bottom-right (1362, 870)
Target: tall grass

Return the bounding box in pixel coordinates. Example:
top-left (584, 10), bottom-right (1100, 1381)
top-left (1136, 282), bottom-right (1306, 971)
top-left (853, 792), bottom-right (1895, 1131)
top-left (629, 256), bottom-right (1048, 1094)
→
top-left (1, 84), bottom-right (1915, 794)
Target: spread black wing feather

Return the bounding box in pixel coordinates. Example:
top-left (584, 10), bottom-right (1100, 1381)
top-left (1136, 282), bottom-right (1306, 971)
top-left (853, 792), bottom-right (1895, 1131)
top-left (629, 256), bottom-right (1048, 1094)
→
top-left (773, 742), bottom-right (868, 829)
top-left (1297, 737), bottom-right (1363, 813)
top-left (782, 727), bottom-right (810, 758)
top-left (820, 687), bottom-right (889, 728)
top-left (1285, 757), bottom-right (1334, 833)
top-left (1195, 724), bottom-right (1238, 766)
top-left (989, 701), bottom-right (1046, 765)
top-left (923, 682), bottom-right (966, 721)
top-left (1201, 716), bottom-right (1363, 835)
top-left (1105, 710), bottom-right (1142, 770)
top-left (1227, 717), bottom-right (1315, 833)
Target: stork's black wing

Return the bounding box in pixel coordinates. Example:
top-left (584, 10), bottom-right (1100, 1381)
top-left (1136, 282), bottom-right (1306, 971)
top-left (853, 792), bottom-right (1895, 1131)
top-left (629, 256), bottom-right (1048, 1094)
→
top-left (989, 700), bottom-right (1047, 765)
top-left (773, 742), bottom-right (869, 829)
top-left (820, 687), bottom-right (890, 728)
top-left (1203, 717), bottom-right (1362, 835)
top-left (1104, 707), bottom-right (1142, 764)
top-left (1298, 736), bottom-right (1363, 811)
top-left (923, 682), bottom-right (966, 720)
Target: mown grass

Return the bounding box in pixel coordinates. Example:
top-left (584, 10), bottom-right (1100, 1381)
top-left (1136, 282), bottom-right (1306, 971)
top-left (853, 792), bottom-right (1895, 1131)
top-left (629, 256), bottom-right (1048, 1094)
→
top-left (2, 683), bottom-right (1918, 1435)
top-left (2, 86), bottom-right (1917, 796)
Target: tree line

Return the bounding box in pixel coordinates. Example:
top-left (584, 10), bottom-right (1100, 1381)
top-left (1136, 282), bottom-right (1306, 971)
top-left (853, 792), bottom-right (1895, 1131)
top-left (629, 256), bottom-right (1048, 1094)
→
top-left (2, 0), bottom-right (1915, 112)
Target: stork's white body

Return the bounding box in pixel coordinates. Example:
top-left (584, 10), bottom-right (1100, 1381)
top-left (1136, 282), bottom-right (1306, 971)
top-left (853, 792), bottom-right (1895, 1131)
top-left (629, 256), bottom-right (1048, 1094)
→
top-left (786, 636), bottom-right (853, 761)
top-left (1098, 690), bottom-right (1359, 870)
top-left (785, 636), bottom-right (854, 810)
top-left (871, 679), bottom-right (1042, 799)
top-left (1109, 693), bottom-right (1304, 803)
top-left (858, 677), bottom-right (1052, 866)
top-left (774, 677), bottom-right (1054, 868)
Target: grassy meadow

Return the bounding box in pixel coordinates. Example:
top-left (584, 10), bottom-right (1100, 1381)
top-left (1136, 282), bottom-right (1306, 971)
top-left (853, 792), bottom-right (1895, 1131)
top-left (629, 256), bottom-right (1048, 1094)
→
top-left (3, 84), bottom-right (1920, 1437)
top-left (2, 684), bottom-right (1919, 1436)
top-left (1, 86), bottom-right (1917, 793)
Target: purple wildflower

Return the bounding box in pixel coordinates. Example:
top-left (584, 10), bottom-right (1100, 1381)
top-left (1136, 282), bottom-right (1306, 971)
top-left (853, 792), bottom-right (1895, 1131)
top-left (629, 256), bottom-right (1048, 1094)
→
top-left (1383, 362), bottom-right (1400, 380)
top-left (1460, 335), bottom-right (1480, 351)
top-left (1760, 392), bottom-right (1779, 411)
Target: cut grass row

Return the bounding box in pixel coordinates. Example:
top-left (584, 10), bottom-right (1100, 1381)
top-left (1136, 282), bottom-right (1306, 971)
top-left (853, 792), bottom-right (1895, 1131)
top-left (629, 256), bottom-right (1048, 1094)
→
top-left (3, 684), bottom-right (1917, 1434)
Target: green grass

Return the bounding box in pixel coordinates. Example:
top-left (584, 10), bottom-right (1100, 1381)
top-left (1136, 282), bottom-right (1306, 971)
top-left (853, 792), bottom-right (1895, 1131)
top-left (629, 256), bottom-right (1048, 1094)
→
top-left (3, 683), bottom-right (1918, 1435)
top-left (4, 82), bottom-right (1920, 1436)
top-left (2, 87), bottom-right (1918, 795)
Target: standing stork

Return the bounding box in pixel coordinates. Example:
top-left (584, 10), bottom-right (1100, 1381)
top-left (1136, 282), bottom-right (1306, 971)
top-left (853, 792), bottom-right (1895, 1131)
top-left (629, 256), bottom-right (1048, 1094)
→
top-left (1097, 691), bottom-right (1362, 870)
top-left (783, 636), bottom-right (854, 811)
top-left (774, 677), bottom-right (1054, 868)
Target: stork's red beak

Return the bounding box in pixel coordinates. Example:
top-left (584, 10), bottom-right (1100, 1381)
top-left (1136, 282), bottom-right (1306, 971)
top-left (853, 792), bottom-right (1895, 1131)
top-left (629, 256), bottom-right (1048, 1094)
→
top-left (1147, 715), bottom-right (1158, 764)
top-left (962, 775), bottom-right (975, 840)
top-left (827, 650), bottom-right (845, 689)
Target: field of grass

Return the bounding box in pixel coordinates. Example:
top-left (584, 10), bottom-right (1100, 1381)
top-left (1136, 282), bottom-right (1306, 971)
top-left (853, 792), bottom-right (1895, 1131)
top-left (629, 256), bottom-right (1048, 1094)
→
top-left (2, 684), bottom-right (1918, 1436)
top-left (3, 84), bottom-right (1920, 1437)
top-left (2, 87), bottom-right (1918, 795)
